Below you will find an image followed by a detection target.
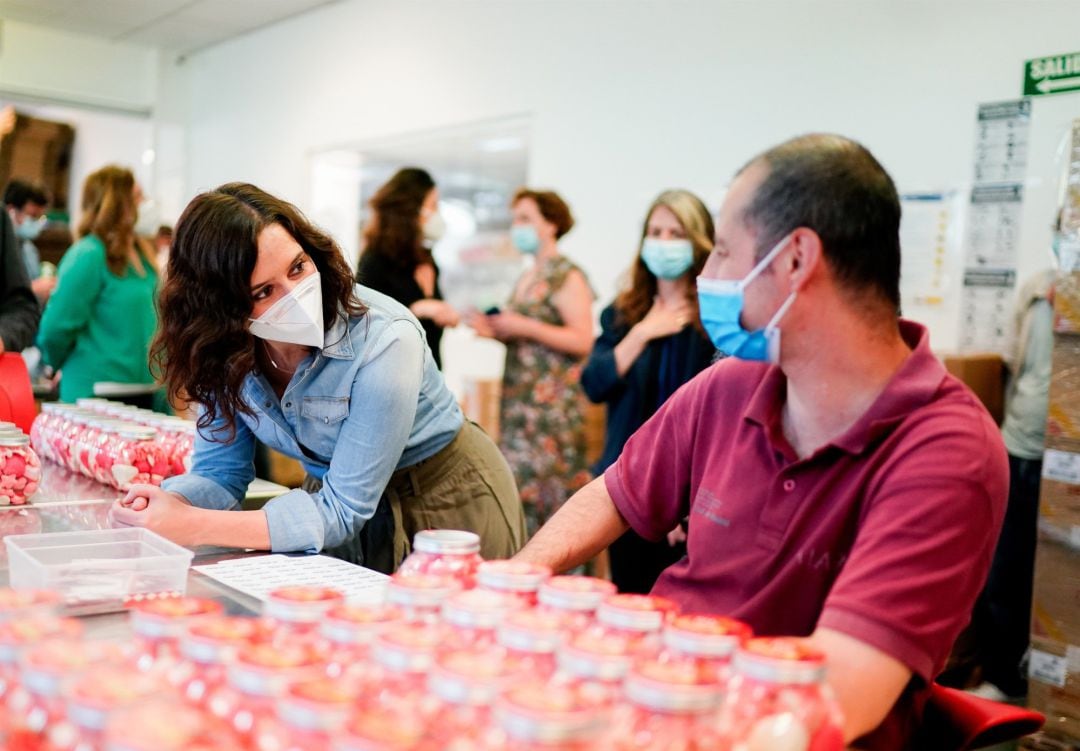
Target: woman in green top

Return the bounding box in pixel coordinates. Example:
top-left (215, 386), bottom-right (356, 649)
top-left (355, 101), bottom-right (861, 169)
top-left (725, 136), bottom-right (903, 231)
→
top-left (38, 166), bottom-right (162, 407)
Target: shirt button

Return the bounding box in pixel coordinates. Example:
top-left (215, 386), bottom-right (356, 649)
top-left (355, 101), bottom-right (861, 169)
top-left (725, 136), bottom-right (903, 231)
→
top-left (264, 401), bottom-right (271, 408)
top-left (783, 479), bottom-right (796, 492)
top-left (285, 401), bottom-right (292, 409)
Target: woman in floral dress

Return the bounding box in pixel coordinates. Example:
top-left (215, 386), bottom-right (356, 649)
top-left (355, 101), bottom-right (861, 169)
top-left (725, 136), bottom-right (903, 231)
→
top-left (470, 189), bottom-right (594, 536)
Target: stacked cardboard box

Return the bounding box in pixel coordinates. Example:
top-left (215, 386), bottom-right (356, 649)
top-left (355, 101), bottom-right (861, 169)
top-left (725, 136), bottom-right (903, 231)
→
top-left (1029, 118), bottom-right (1080, 745)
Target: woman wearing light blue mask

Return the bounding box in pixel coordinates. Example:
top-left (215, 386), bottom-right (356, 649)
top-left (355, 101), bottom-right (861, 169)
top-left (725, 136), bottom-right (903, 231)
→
top-left (470, 188), bottom-right (595, 537)
top-left (580, 189), bottom-right (716, 593)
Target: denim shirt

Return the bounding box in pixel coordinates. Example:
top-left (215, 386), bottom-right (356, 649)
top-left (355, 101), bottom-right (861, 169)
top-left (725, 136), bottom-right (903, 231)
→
top-left (162, 285), bottom-right (464, 553)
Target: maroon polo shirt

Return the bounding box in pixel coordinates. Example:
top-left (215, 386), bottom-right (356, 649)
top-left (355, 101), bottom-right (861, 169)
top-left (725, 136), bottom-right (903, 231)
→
top-left (605, 320), bottom-right (1008, 750)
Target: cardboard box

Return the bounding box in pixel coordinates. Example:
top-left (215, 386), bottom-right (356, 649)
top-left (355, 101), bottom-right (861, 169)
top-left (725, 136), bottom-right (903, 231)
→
top-left (1029, 637), bottom-right (1080, 743)
top-left (942, 353), bottom-right (1005, 425)
top-left (1032, 533), bottom-right (1080, 647)
top-left (1055, 273), bottom-right (1080, 335)
top-left (1040, 438), bottom-right (1080, 532)
top-left (1049, 336), bottom-right (1080, 441)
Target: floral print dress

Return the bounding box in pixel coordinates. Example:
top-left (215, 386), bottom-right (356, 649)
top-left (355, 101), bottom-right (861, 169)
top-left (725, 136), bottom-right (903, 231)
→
top-left (499, 255), bottom-right (593, 537)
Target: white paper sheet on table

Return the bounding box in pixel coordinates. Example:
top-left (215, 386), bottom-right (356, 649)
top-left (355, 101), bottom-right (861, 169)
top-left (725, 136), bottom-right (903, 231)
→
top-left (193, 554), bottom-right (388, 603)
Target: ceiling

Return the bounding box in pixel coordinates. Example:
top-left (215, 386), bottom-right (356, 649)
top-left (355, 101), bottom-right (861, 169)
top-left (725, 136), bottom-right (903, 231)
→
top-left (0, 0), bottom-right (340, 57)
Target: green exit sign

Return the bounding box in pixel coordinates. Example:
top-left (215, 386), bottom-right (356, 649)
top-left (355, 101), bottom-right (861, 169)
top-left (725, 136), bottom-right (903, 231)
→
top-left (1025, 51), bottom-right (1080, 96)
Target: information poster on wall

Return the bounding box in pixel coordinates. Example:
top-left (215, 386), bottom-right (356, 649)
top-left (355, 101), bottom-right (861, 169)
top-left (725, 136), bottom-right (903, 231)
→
top-left (959, 99), bottom-right (1031, 352)
top-left (899, 192), bottom-right (954, 306)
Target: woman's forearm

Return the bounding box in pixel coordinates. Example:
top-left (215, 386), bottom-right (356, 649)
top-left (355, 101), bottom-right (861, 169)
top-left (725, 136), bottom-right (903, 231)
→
top-left (191, 507), bottom-right (272, 549)
top-left (522, 318), bottom-right (593, 358)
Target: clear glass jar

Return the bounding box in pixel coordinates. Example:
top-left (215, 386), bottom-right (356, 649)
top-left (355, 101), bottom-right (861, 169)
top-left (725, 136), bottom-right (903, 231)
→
top-left (0, 433), bottom-right (41, 505)
top-left (29, 404), bottom-right (58, 462)
top-left (609, 657), bottom-right (725, 750)
top-left (111, 425), bottom-right (167, 490)
top-left (75, 397), bottom-right (111, 414)
top-left (174, 616), bottom-right (274, 709)
top-left (336, 707), bottom-right (428, 751)
top-left (154, 417), bottom-right (195, 480)
top-left (398, 530), bottom-right (483, 589)
top-left (368, 622), bottom-right (447, 707)
top-left (720, 638), bottom-right (845, 751)
top-left (58, 666), bottom-right (166, 751)
top-left (0, 617), bottom-right (82, 708)
top-left (590, 594), bottom-right (679, 656)
top-left (0, 589), bottom-right (60, 623)
top-left (496, 609), bottom-right (566, 681)
top-left (661, 614), bottom-right (752, 685)
top-left (130, 597), bottom-right (225, 671)
top-left (492, 683), bottom-right (612, 751)
top-left (252, 677), bottom-right (360, 751)
top-left (264, 586), bottom-right (346, 638)
top-left (72, 418), bottom-right (105, 480)
top-left (63, 409), bottom-right (94, 473)
top-left (441, 589), bottom-right (521, 650)
top-left (537, 575), bottom-right (616, 631)
top-left (321, 603), bottom-right (402, 680)
top-left (104, 699), bottom-right (246, 751)
top-left (206, 641), bottom-right (328, 744)
top-left (475, 560), bottom-right (552, 607)
top-left (6, 639), bottom-right (128, 751)
top-left (91, 423), bottom-right (121, 486)
top-left (386, 574), bottom-right (458, 623)
top-left (555, 627), bottom-right (636, 702)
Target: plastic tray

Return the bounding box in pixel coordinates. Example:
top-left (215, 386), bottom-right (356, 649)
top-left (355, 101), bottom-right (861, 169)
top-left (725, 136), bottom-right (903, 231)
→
top-left (4, 528), bottom-right (193, 614)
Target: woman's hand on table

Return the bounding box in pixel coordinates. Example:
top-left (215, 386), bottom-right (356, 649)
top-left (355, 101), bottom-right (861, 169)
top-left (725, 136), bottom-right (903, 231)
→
top-left (109, 484), bottom-right (202, 547)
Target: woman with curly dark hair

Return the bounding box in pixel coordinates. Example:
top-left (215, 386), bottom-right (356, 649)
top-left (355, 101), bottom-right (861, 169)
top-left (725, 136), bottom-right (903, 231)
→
top-left (356, 167), bottom-right (459, 369)
top-left (110, 183), bottom-right (524, 571)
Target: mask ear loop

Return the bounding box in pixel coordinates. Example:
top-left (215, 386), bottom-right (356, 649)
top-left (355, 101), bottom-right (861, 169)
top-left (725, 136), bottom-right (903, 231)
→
top-left (739, 232), bottom-right (795, 291)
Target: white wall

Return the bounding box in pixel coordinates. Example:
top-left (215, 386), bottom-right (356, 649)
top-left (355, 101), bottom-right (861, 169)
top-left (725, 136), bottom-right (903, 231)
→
top-left (163, 0), bottom-right (1080, 357)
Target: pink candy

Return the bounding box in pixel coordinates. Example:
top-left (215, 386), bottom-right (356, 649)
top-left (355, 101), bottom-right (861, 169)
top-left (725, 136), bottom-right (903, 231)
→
top-left (0, 441), bottom-right (41, 506)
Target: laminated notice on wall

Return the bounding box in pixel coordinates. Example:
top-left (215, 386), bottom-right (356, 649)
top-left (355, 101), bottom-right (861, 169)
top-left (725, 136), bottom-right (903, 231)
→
top-left (959, 99), bottom-right (1032, 354)
top-left (1031, 649), bottom-right (1068, 687)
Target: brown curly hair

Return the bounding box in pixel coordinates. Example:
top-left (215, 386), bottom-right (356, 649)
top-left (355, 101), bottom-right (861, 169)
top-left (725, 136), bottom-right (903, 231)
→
top-left (151, 182), bottom-right (365, 439)
top-left (361, 167), bottom-right (435, 272)
top-left (77, 165), bottom-right (156, 277)
top-left (614, 189), bottom-right (713, 330)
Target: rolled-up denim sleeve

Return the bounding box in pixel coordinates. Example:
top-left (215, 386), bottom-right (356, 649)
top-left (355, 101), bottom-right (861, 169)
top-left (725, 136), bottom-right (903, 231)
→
top-left (161, 406), bottom-right (254, 512)
top-left (263, 318), bottom-right (425, 553)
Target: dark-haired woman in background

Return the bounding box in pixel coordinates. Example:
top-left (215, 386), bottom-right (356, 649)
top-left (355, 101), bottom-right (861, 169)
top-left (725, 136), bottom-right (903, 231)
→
top-left (356, 167), bottom-right (459, 369)
top-left (110, 183), bottom-right (525, 571)
top-left (471, 188), bottom-right (594, 536)
top-left (581, 189), bottom-right (716, 593)
top-left (37, 165), bottom-right (163, 408)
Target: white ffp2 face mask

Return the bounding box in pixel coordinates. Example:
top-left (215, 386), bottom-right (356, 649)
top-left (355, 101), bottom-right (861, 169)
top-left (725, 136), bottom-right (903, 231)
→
top-left (248, 272), bottom-right (325, 348)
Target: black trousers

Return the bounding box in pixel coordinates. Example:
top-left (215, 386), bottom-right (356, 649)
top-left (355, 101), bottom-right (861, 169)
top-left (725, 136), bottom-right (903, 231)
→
top-left (972, 452), bottom-right (1041, 696)
top-left (608, 528), bottom-right (686, 595)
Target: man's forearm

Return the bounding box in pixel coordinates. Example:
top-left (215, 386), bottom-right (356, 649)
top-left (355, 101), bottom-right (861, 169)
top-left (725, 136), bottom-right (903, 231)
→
top-left (514, 476), bottom-right (629, 572)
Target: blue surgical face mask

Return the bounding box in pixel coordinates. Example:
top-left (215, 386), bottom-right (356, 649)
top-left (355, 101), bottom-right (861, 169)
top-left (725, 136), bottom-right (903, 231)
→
top-left (696, 233), bottom-right (797, 363)
top-left (511, 225), bottom-right (540, 255)
top-left (641, 238), bottom-right (694, 280)
top-left (15, 215), bottom-right (45, 241)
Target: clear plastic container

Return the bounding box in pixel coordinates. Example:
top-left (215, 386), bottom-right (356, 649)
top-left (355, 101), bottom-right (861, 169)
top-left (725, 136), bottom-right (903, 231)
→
top-left (496, 609), bottom-right (566, 680)
top-left (720, 638), bottom-right (845, 751)
top-left (492, 683), bottom-right (612, 751)
top-left (104, 699), bottom-right (246, 751)
top-left (441, 589), bottom-right (521, 649)
top-left (130, 597), bottom-right (224, 670)
top-left (264, 586), bottom-right (346, 637)
top-left (321, 603), bottom-right (402, 680)
top-left (5, 528), bottom-right (195, 614)
top-left (537, 575), bottom-right (616, 631)
top-left (110, 425), bottom-right (167, 490)
top-left (0, 433), bottom-right (41, 505)
top-left (397, 530), bottom-right (483, 589)
top-left (661, 614), bottom-right (752, 684)
top-left (386, 574), bottom-right (458, 623)
top-left (609, 657), bottom-right (725, 750)
top-left (475, 560), bottom-right (552, 607)
top-left (591, 594), bottom-right (679, 656)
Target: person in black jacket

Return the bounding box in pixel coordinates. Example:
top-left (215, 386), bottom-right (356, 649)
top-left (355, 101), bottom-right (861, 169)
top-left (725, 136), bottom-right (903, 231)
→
top-left (0, 209), bottom-right (40, 354)
top-left (356, 168), bottom-right (459, 368)
top-left (581, 189), bottom-right (716, 593)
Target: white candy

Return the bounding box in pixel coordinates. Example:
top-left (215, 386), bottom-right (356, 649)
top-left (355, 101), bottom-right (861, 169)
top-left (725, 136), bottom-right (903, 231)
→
top-left (745, 712), bottom-right (810, 751)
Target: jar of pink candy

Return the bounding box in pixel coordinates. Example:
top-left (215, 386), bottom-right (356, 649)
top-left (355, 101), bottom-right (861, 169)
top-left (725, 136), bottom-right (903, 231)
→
top-left (154, 417), bottom-right (195, 479)
top-left (0, 433), bottom-right (41, 506)
top-left (174, 616), bottom-right (274, 709)
top-left (110, 425), bottom-right (168, 490)
top-left (441, 589), bottom-right (521, 650)
top-left (589, 594), bottom-right (679, 657)
top-left (555, 628), bottom-right (636, 701)
top-left (57, 666), bottom-right (166, 751)
top-left (398, 530), bottom-right (483, 588)
top-left (321, 603), bottom-right (402, 681)
top-left (63, 410), bottom-right (94, 473)
top-left (475, 560), bottom-right (552, 607)
top-left (72, 417), bottom-right (107, 479)
top-left (609, 657), bottom-right (725, 750)
top-left (386, 573), bottom-right (458, 623)
top-left (367, 622), bottom-right (447, 706)
top-left (255, 677), bottom-right (360, 751)
top-left (492, 682), bottom-right (612, 751)
top-left (496, 609), bottom-right (566, 681)
top-left (537, 575), bottom-right (616, 631)
top-left (29, 404), bottom-right (59, 462)
top-left (46, 407), bottom-right (81, 470)
top-left (661, 614), bottom-right (752, 685)
top-left (105, 699), bottom-right (247, 751)
top-left (263, 586), bottom-right (346, 638)
top-left (129, 596), bottom-right (224, 671)
top-left (719, 637), bottom-right (845, 751)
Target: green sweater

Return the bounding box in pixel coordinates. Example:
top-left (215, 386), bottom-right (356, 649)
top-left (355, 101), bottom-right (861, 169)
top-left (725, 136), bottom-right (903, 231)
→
top-left (37, 234), bottom-right (159, 403)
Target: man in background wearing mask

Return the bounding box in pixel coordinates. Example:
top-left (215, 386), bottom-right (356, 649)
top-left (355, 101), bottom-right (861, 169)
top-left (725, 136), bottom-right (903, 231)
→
top-left (4, 179), bottom-right (55, 302)
top-left (514, 134), bottom-right (1008, 749)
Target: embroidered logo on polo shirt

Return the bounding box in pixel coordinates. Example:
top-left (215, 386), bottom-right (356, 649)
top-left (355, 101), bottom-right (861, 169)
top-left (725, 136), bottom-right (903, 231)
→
top-left (795, 547), bottom-right (848, 574)
top-left (691, 487), bottom-right (731, 528)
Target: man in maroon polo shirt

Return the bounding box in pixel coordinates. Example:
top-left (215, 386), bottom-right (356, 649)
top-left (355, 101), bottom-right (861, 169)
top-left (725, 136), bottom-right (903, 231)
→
top-left (515, 134), bottom-right (1008, 749)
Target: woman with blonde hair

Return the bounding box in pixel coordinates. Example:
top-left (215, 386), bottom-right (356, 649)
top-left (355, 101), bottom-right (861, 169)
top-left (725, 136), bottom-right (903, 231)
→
top-left (38, 165), bottom-right (163, 407)
top-left (580, 188), bottom-right (716, 593)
